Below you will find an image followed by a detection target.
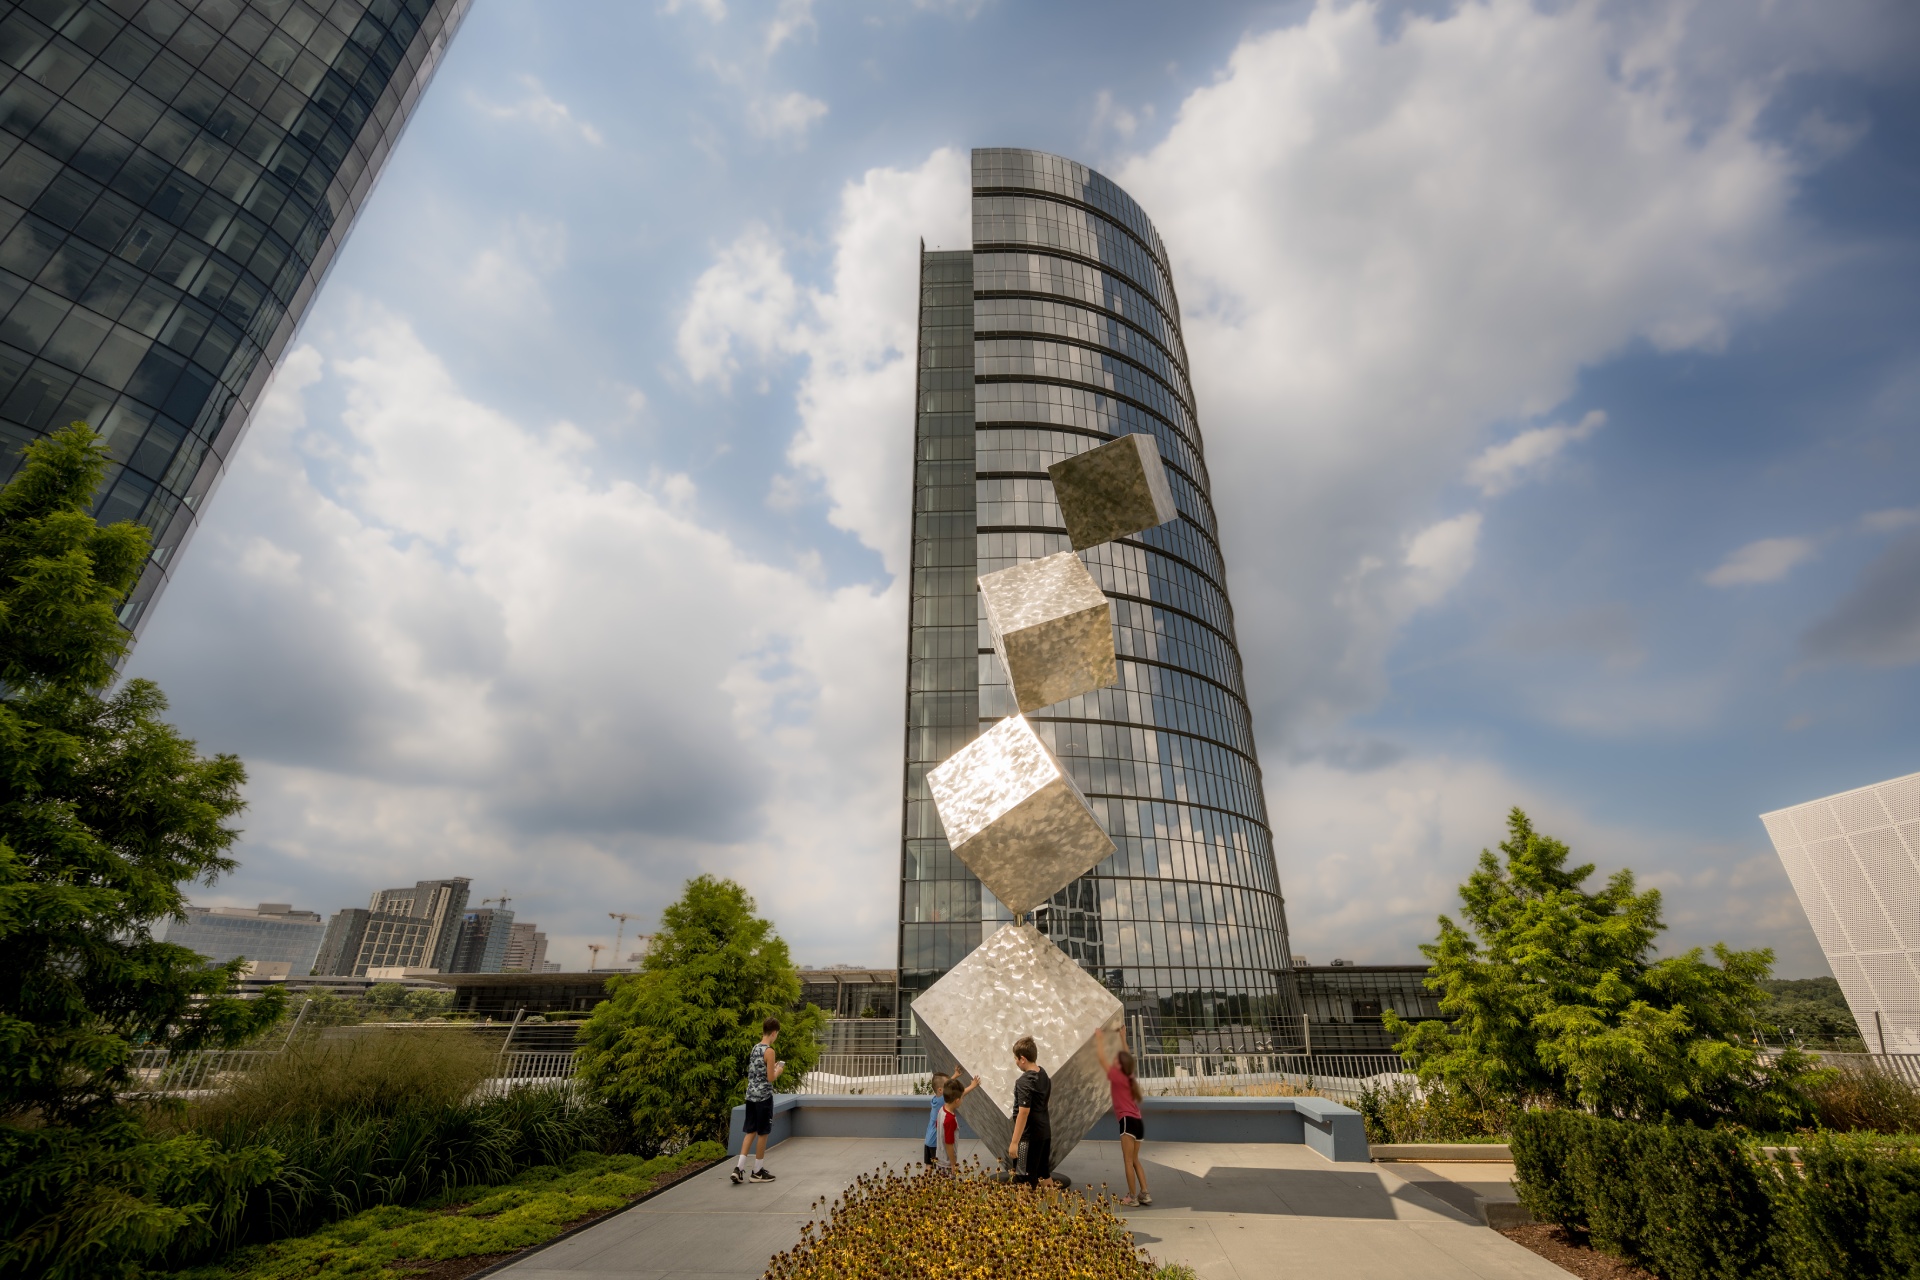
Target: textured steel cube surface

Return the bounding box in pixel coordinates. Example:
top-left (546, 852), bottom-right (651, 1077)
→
top-left (1048, 432), bottom-right (1179, 551)
top-left (978, 550), bottom-right (1116, 713)
top-left (925, 715), bottom-right (1115, 917)
top-left (914, 922), bottom-right (1125, 1166)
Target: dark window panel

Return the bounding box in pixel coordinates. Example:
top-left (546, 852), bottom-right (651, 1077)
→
top-left (44, 299), bottom-right (110, 367)
top-left (25, 39), bottom-right (89, 97)
top-left (0, 15), bottom-right (53, 73)
top-left (0, 280), bottom-right (68, 350)
top-left (0, 75), bottom-right (60, 141)
top-left (0, 215), bottom-right (62, 277)
top-left (37, 234), bottom-right (105, 297)
top-left (134, 46), bottom-right (190, 101)
top-left (132, 0), bottom-right (190, 44)
top-left (82, 317), bottom-right (144, 383)
top-left (60, 8), bottom-right (123, 59)
top-left (167, 15), bottom-right (220, 68)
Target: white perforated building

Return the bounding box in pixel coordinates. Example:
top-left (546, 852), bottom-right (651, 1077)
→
top-left (1761, 771), bottom-right (1920, 1053)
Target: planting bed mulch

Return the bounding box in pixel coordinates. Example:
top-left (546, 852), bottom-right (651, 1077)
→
top-left (1498, 1224), bottom-right (1661, 1280)
top-left (404, 1155), bottom-right (722, 1280)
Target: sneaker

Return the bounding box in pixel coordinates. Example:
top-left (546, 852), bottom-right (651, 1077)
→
top-left (750, 1168), bottom-right (777, 1182)
top-left (730, 1166), bottom-right (745, 1185)
top-left (1137, 1193), bottom-right (1153, 1206)
top-left (1115, 1195), bottom-right (1138, 1207)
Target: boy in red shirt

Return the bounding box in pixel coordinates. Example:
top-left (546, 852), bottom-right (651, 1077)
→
top-left (940, 1073), bottom-right (978, 1171)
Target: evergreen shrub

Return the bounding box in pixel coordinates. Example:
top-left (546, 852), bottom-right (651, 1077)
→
top-left (1511, 1110), bottom-right (1920, 1280)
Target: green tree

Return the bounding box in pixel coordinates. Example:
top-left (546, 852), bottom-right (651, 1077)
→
top-left (1390, 808), bottom-right (1821, 1127)
top-left (0, 425), bottom-right (283, 1277)
top-left (576, 876), bottom-right (824, 1154)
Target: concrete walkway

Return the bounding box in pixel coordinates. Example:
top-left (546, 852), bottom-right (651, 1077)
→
top-left (494, 1138), bottom-right (1566, 1280)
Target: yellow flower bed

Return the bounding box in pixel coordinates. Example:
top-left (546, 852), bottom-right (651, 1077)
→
top-left (763, 1163), bottom-right (1192, 1280)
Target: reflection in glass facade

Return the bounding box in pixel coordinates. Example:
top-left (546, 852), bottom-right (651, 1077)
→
top-left (900, 150), bottom-right (1298, 1054)
top-left (0, 0), bottom-right (469, 632)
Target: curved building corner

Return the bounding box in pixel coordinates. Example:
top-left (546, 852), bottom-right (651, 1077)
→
top-left (0, 0), bottom-right (471, 635)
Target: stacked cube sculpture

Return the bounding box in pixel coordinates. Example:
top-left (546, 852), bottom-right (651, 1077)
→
top-left (914, 432), bottom-right (1179, 1170)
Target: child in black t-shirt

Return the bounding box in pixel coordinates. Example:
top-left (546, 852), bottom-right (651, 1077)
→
top-left (1006, 1035), bottom-right (1053, 1187)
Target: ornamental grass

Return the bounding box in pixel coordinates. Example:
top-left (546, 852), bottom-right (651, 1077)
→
top-left (763, 1162), bottom-right (1183, 1280)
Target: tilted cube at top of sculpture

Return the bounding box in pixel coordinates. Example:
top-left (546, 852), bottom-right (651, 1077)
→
top-left (1047, 432), bottom-right (1180, 551)
top-left (925, 714), bottom-right (1115, 918)
top-left (978, 551), bottom-right (1117, 714)
top-left (912, 922), bottom-right (1124, 1167)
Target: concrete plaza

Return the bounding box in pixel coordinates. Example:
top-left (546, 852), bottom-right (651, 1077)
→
top-left (493, 1137), bottom-right (1566, 1280)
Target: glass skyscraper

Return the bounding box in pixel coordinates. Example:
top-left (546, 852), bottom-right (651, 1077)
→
top-left (0, 0), bottom-right (468, 632)
top-left (900, 148), bottom-right (1297, 1054)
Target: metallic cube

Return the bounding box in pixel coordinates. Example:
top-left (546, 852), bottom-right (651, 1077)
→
top-left (978, 551), bottom-right (1116, 713)
top-left (914, 922), bottom-right (1125, 1168)
top-left (925, 715), bottom-right (1115, 918)
top-left (1048, 432), bottom-right (1179, 551)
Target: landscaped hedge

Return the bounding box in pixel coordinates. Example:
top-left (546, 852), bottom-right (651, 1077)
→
top-left (1510, 1110), bottom-right (1920, 1280)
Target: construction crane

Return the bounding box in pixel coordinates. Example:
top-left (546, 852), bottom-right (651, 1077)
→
top-left (608, 913), bottom-right (635, 967)
top-left (483, 894), bottom-right (513, 911)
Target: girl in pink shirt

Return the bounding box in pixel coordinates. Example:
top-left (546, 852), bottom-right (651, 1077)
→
top-left (1097, 1029), bottom-right (1150, 1206)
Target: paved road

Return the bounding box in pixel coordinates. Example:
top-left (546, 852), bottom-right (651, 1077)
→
top-left (493, 1138), bottom-right (1565, 1280)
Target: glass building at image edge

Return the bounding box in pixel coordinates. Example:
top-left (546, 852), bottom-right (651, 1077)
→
top-left (900, 148), bottom-right (1299, 1054)
top-left (0, 0), bottom-right (469, 632)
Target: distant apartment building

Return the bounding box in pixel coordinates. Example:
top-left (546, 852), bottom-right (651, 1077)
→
top-left (450, 907), bottom-right (514, 973)
top-left (1762, 771), bottom-right (1920, 1054)
top-left (312, 877), bottom-right (471, 976)
top-left (502, 921), bottom-right (552, 973)
top-left (164, 902), bottom-right (324, 977)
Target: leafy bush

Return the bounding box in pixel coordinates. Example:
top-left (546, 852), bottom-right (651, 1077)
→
top-left (166, 1144), bottom-right (724, 1280)
top-left (578, 876), bottom-right (824, 1154)
top-left (764, 1162), bottom-right (1163, 1280)
top-left (1356, 1079), bottom-right (1515, 1144)
top-left (0, 425), bottom-right (285, 1279)
top-left (1511, 1109), bottom-right (1920, 1280)
top-left (1391, 808), bottom-right (1824, 1129)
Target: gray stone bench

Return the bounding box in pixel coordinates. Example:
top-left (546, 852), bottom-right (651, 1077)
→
top-left (728, 1093), bottom-right (1370, 1163)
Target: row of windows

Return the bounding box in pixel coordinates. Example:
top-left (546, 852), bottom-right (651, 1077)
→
top-left (979, 652), bottom-right (1256, 759)
top-left (974, 195), bottom-right (1176, 325)
top-left (974, 253), bottom-right (1186, 374)
top-left (973, 149), bottom-right (1173, 286)
top-left (974, 426), bottom-right (1218, 544)
top-left (974, 478), bottom-right (1224, 582)
top-left (903, 810), bottom-right (1279, 899)
top-left (1032, 718), bottom-right (1268, 827)
top-left (978, 338), bottom-right (1196, 444)
top-left (970, 533), bottom-right (1246, 689)
top-left (974, 295), bottom-right (1192, 409)
top-left (0, 0), bottom-right (460, 628)
top-left (977, 532), bottom-right (1237, 644)
top-left (975, 381), bottom-right (1210, 499)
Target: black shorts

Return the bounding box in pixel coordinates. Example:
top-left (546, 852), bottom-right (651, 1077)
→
top-left (924, 1143), bottom-right (938, 1165)
top-left (744, 1095), bottom-right (773, 1136)
top-left (1118, 1115), bottom-right (1145, 1141)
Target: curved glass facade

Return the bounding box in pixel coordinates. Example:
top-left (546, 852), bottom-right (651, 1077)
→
top-left (901, 148), bottom-right (1297, 1054)
top-left (0, 0), bottom-right (470, 632)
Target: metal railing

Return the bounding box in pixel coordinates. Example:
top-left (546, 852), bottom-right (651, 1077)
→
top-left (129, 1047), bottom-right (281, 1097)
top-left (1783, 1050), bottom-right (1920, 1088)
top-left (802, 1054), bottom-right (932, 1095)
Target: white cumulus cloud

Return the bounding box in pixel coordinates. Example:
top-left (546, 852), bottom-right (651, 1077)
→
top-left (1114, 0), bottom-right (1801, 739)
top-left (1705, 536), bottom-right (1817, 586)
top-left (746, 91), bottom-right (829, 142)
top-left (1467, 410), bottom-right (1607, 497)
top-left (471, 76), bottom-right (604, 146)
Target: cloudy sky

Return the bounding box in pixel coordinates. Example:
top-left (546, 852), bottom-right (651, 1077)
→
top-left (128, 0), bottom-right (1920, 976)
